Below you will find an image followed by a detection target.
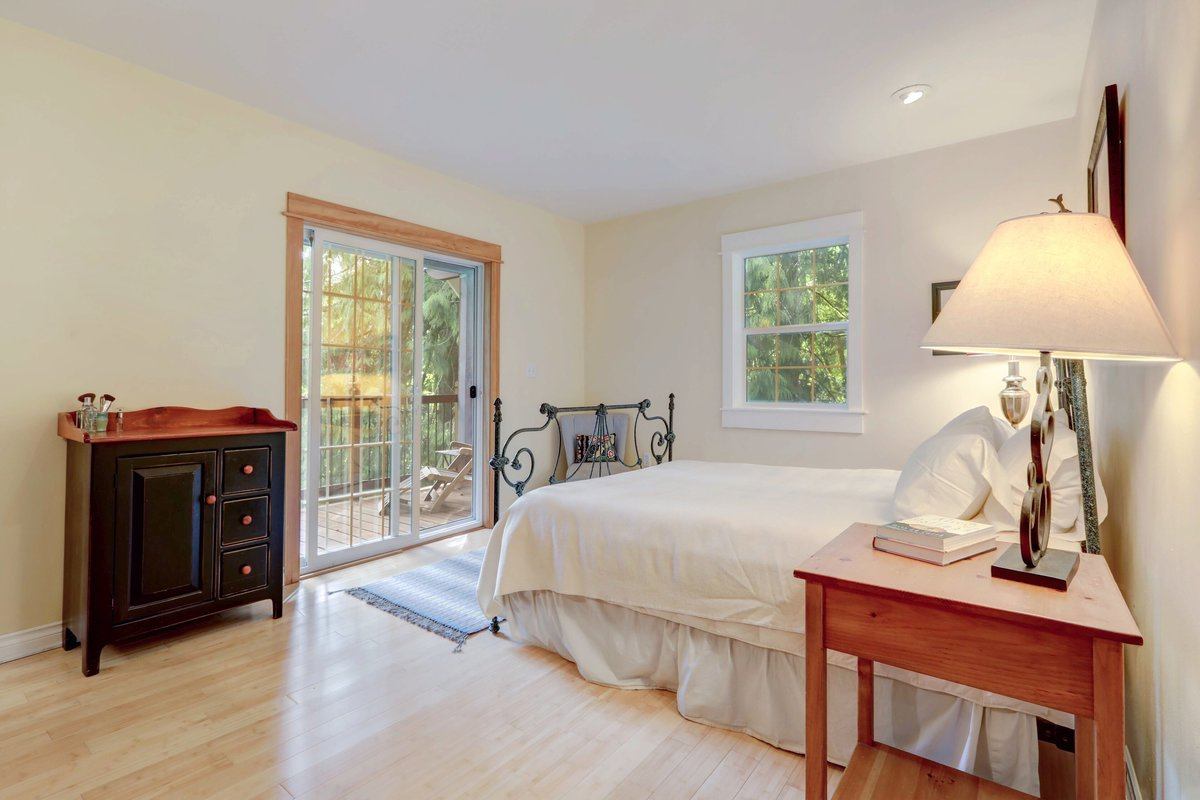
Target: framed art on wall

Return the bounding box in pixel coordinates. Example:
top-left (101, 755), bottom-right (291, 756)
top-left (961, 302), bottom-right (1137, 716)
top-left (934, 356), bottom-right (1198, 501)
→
top-left (1088, 83), bottom-right (1124, 240)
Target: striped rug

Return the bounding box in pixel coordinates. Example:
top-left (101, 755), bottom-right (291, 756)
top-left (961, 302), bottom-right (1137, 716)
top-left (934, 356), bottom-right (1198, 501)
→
top-left (345, 548), bottom-right (490, 650)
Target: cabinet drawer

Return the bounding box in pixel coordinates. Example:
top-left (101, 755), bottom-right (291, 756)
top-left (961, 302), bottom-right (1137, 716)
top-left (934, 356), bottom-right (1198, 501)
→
top-left (223, 447), bottom-right (270, 494)
top-left (220, 544), bottom-right (269, 598)
top-left (220, 496), bottom-right (269, 546)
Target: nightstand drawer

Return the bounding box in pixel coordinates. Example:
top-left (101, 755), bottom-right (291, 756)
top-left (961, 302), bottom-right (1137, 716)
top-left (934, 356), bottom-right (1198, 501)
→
top-left (219, 545), bottom-right (269, 597)
top-left (220, 496), bottom-right (269, 546)
top-left (223, 447), bottom-right (270, 494)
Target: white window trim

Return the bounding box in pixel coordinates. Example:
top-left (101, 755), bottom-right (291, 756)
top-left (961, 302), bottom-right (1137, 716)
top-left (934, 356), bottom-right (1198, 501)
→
top-left (721, 212), bottom-right (865, 434)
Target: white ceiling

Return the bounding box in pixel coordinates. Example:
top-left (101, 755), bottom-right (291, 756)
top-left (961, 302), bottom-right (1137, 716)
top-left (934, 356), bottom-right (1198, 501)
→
top-left (0, 1), bottom-right (1096, 222)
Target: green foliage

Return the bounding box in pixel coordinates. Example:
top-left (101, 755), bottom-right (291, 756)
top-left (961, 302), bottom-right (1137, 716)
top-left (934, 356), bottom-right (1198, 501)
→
top-left (422, 273), bottom-right (460, 395)
top-left (300, 245), bottom-right (469, 495)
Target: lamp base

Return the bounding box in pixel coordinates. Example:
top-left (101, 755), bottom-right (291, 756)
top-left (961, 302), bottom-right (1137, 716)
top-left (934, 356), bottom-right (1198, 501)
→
top-left (991, 545), bottom-right (1080, 591)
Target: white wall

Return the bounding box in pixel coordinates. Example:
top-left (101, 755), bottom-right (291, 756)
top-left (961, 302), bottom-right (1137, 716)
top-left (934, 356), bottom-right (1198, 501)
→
top-left (0, 20), bottom-right (586, 637)
top-left (1075, 1), bottom-right (1200, 796)
top-left (584, 121), bottom-right (1075, 469)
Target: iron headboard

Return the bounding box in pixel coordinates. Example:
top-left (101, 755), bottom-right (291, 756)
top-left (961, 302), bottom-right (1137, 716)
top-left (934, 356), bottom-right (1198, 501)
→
top-left (489, 394), bottom-right (676, 521)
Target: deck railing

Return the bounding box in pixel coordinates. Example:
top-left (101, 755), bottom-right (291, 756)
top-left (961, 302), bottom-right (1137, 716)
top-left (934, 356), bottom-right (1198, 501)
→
top-left (301, 393), bottom-right (459, 501)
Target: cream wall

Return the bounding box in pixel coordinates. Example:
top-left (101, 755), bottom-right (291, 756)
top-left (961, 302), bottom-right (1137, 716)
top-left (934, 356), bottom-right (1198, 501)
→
top-left (1075, 1), bottom-right (1200, 796)
top-left (584, 121), bottom-right (1074, 469)
top-left (0, 20), bottom-right (586, 637)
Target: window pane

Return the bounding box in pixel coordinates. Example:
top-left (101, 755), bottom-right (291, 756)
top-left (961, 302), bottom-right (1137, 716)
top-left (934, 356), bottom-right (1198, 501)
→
top-left (813, 243), bottom-right (849, 284)
top-left (744, 255), bottom-right (778, 292)
top-left (811, 330), bottom-right (847, 367)
top-left (325, 247), bottom-right (356, 295)
top-left (324, 296), bottom-right (354, 346)
top-left (779, 288), bottom-right (813, 326)
top-left (744, 292), bottom-right (776, 328)
top-left (356, 299), bottom-right (389, 349)
top-left (778, 368), bottom-right (812, 402)
top-left (779, 251), bottom-right (807, 289)
top-left (813, 367), bottom-right (848, 404)
top-left (356, 348), bottom-right (391, 393)
top-left (321, 346), bottom-right (354, 396)
top-left (747, 369), bottom-right (776, 403)
top-left (359, 254), bottom-right (391, 300)
top-left (301, 289), bottom-right (311, 347)
top-left (778, 332), bottom-right (810, 367)
top-left (813, 283), bottom-right (849, 322)
top-left (746, 333), bottom-right (777, 368)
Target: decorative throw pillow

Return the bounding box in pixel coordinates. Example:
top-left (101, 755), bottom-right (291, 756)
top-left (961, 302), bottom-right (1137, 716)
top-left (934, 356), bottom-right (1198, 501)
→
top-left (892, 406), bottom-right (1005, 520)
top-left (982, 409), bottom-right (1108, 539)
top-left (574, 433), bottom-right (617, 463)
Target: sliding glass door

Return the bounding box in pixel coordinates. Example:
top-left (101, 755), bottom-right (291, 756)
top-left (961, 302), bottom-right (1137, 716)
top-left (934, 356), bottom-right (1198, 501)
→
top-left (300, 227), bottom-right (483, 573)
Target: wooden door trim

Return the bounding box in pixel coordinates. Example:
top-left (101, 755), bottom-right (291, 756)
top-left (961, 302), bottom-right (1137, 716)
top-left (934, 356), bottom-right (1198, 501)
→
top-left (283, 195), bottom-right (501, 583)
top-left (283, 193), bottom-right (501, 263)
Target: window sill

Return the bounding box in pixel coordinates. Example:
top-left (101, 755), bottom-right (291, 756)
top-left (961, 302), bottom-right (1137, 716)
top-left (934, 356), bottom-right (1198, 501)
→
top-left (721, 406), bottom-right (865, 434)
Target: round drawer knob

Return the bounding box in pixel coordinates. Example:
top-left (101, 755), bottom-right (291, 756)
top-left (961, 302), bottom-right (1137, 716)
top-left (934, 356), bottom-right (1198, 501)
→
top-left (240, 564), bottom-right (253, 575)
top-left (242, 464), bottom-right (254, 475)
top-left (205, 495), bottom-right (217, 505)
top-left (241, 515), bottom-right (253, 526)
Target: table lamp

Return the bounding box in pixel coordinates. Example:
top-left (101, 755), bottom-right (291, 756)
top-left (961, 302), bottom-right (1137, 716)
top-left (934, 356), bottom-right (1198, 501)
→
top-left (922, 204), bottom-right (1178, 589)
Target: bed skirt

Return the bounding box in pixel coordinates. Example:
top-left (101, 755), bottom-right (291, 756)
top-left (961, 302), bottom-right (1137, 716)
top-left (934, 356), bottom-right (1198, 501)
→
top-left (501, 590), bottom-right (1042, 796)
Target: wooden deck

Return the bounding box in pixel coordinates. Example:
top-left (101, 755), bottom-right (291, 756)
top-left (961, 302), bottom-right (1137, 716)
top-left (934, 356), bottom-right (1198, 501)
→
top-left (303, 485), bottom-right (474, 556)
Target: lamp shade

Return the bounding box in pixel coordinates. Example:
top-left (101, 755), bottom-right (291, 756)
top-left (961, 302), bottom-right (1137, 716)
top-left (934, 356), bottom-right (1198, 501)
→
top-left (922, 213), bottom-right (1179, 361)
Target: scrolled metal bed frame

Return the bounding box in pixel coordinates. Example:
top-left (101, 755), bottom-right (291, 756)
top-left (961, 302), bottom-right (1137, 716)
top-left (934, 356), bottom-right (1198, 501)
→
top-left (489, 393), bottom-right (676, 518)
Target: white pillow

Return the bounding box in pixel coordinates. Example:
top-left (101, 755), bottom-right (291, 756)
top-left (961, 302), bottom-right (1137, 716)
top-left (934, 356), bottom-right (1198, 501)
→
top-left (982, 409), bottom-right (1108, 539)
top-left (892, 407), bottom-right (1004, 520)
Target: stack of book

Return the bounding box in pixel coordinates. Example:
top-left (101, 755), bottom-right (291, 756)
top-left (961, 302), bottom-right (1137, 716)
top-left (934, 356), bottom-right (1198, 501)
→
top-left (873, 515), bottom-right (997, 565)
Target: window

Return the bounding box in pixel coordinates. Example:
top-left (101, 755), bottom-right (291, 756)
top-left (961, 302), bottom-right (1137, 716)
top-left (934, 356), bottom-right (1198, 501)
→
top-left (721, 212), bottom-right (864, 433)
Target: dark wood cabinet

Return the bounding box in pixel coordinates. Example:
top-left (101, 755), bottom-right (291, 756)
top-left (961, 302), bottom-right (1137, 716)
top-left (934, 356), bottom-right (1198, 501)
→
top-left (58, 407), bottom-right (295, 676)
top-left (113, 451), bottom-right (217, 623)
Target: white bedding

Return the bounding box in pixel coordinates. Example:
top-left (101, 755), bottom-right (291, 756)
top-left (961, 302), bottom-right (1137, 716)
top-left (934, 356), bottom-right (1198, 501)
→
top-left (478, 459), bottom-right (1069, 725)
top-left (479, 459), bottom-right (898, 632)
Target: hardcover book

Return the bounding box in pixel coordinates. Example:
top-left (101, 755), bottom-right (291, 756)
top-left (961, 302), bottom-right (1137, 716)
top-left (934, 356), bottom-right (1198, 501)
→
top-left (876, 515), bottom-right (995, 552)
top-left (873, 535), bottom-right (998, 565)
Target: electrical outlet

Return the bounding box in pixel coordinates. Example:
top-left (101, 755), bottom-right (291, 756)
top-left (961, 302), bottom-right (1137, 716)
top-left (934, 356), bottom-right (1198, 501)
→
top-left (525, 364), bottom-right (538, 378)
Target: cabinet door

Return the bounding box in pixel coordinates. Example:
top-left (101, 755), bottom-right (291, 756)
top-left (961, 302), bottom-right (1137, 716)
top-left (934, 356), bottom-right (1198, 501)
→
top-left (114, 451), bottom-right (217, 623)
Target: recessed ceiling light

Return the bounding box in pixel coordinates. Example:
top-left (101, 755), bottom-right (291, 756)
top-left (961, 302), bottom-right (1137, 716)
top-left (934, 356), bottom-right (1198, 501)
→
top-left (892, 84), bottom-right (931, 105)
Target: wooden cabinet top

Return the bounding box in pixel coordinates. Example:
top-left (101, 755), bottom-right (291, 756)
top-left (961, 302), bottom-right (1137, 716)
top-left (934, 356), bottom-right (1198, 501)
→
top-left (794, 523), bottom-right (1142, 646)
top-left (58, 406), bottom-right (297, 445)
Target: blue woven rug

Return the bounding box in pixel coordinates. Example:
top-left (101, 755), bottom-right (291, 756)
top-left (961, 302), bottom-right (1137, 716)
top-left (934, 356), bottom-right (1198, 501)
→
top-left (345, 548), bottom-right (490, 651)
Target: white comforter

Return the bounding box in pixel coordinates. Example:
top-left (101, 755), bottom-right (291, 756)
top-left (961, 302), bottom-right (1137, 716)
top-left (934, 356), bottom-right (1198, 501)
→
top-left (478, 459), bottom-right (899, 633)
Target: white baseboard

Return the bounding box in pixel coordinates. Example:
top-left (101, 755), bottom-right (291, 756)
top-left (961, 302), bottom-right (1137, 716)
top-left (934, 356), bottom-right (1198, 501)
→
top-left (1126, 746), bottom-right (1142, 800)
top-left (0, 622), bottom-right (62, 665)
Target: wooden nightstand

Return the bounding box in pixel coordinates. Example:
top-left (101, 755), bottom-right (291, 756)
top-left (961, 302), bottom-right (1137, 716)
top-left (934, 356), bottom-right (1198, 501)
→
top-left (794, 524), bottom-right (1142, 800)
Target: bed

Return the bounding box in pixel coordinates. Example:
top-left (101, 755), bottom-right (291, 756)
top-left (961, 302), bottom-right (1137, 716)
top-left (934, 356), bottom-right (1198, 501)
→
top-left (478, 396), bottom-right (1095, 795)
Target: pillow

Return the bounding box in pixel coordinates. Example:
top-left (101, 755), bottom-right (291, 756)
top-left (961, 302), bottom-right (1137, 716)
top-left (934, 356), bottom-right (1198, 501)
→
top-left (892, 407), bottom-right (1004, 520)
top-left (983, 409), bottom-right (1108, 539)
top-left (574, 433), bottom-right (617, 463)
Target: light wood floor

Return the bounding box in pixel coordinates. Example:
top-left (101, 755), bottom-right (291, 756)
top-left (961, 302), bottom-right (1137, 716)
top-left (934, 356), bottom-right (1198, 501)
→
top-left (0, 532), bottom-right (840, 800)
top-left (0, 531), bottom-right (1071, 799)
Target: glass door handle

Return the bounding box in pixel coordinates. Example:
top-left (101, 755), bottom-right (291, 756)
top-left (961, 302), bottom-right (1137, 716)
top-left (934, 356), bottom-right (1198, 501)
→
top-left (469, 385), bottom-right (477, 399)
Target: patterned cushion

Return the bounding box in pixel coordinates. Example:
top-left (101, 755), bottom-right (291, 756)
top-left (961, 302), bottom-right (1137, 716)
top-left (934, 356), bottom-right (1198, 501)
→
top-left (574, 433), bottom-right (617, 463)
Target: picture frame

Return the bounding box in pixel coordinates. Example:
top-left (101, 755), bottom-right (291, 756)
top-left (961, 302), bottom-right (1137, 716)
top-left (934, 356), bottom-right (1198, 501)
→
top-left (930, 280), bottom-right (960, 356)
top-left (1088, 83), bottom-right (1125, 240)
